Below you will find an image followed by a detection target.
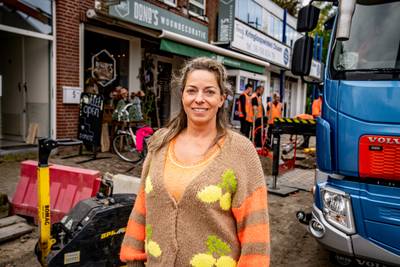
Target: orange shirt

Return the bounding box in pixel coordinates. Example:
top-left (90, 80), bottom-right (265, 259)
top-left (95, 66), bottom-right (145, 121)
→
top-left (164, 138), bottom-right (223, 202)
top-left (312, 97), bottom-right (322, 117)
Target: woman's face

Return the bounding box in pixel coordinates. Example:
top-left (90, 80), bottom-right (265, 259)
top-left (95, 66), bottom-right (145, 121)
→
top-left (182, 70), bottom-right (225, 127)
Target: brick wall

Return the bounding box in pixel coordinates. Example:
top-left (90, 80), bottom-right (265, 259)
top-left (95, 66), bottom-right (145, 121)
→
top-left (56, 0), bottom-right (94, 138)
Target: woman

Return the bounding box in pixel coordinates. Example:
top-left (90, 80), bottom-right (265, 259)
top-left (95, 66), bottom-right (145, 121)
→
top-left (120, 57), bottom-right (270, 267)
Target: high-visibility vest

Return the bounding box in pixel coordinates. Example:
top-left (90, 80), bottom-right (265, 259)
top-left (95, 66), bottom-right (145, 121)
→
top-left (244, 94), bottom-right (254, 123)
top-left (251, 93), bottom-right (263, 120)
top-left (267, 102), bottom-right (282, 124)
top-left (312, 97), bottom-right (322, 117)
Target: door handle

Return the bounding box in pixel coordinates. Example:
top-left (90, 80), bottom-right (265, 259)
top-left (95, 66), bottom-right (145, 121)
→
top-left (18, 82), bottom-right (21, 92)
top-left (24, 82), bottom-right (27, 92)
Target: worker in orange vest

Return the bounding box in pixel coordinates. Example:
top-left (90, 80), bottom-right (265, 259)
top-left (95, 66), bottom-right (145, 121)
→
top-left (312, 94), bottom-right (322, 118)
top-left (266, 92), bottom-right (283, 148)
top-left (251, 85), bottom-right (265, 147)
top-left (238, 83), bottom-right (253, 138)
top-left (295, 94), bottom-right (323, 148)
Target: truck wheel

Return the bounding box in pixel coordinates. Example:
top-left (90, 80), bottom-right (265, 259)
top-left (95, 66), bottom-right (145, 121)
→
top-left (330, 253), bottom-right (353, 266)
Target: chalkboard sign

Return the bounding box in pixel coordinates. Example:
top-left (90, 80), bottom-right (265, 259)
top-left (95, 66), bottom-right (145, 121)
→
top-left (78, 93), bottom-right (104, 147)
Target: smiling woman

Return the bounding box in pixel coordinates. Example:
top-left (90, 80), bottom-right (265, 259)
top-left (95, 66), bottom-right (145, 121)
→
top-left (182, 69), bottom-right (225, 132)
top-left (120, 58), bottom-right (270, 267)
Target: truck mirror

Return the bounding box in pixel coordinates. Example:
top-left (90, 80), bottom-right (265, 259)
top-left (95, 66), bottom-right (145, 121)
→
top-left (291, 36), bottom-right (314, 76)
top-left (336, 0), bottom-right (356, 40)
top-left (297, 5), bottom-right (320, 32)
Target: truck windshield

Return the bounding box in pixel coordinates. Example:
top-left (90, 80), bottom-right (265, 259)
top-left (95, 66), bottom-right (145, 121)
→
top-left (332, 1), bottom-right (400, 74)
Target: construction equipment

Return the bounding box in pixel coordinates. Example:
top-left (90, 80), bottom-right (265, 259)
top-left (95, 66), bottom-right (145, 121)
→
top-left (35, 138), bottom-right (135, 266)
top-left (268, 118), bottom-right (316, 196)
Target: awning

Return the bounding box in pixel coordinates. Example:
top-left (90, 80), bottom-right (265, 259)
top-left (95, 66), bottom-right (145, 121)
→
top-left (160, 39), bottom-right (265, 74)
top-left (159, 30), bottom-right (269, 74)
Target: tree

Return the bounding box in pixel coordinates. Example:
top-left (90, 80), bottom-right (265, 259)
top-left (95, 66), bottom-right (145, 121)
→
top-left (311, 2), bottom-right (336, 62)
top-left (271, 0), bottom-right (300, 17)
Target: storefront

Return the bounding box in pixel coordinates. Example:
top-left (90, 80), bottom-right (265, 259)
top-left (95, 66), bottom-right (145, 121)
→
top-left (54, 0), bottom-right (273, 140)
top-left (78, 0), bottom-right (212, 128)
top-left (80, 0), bottom-right (270, 130)
top-left (216, 0), bottom-right (316, 119)
top-left (0, 0), bottom-right (55, 144)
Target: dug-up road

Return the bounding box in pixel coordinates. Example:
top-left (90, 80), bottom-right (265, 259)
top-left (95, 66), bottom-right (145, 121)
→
top-left (0, 150), bottom-right (335, 267)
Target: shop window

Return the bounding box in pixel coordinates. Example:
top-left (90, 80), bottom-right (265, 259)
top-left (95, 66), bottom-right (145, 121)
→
top-left (247, 0), bottom-right (262, 30)
top-left (0, 0), bottom-right (53, 35)
top-left (261, 9), bottom-right (269, 34)
top-left (84, 31), bottom-right (129, 104)
top-left (267, 13), bottom-right (283, 41)
top-left (188, 0), bottom-right (206, 16)
top-left (235, 0), bottom-right (248, 22)
top-left (162, 0), bottom-right (177, 7)
top-left (239, 76), bottom-right (246, 92)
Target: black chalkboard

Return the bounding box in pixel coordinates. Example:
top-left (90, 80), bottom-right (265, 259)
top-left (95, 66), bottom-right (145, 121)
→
top-left (78, 93), bottom-right (104, 148)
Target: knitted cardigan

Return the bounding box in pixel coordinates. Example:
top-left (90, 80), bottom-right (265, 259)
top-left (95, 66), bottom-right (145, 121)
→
top-left (120, 130), bottom-right (270, 267)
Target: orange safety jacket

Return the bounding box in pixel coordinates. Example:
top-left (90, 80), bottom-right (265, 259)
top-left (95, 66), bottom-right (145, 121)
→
top-left (267, 102), bottom-right (282, 124)
top-left (251, 93), bottom-right (263, 120)
top-left (312, 97), bottom-right (322, 117)
top-left (244, 94), bottom-right (254, 123)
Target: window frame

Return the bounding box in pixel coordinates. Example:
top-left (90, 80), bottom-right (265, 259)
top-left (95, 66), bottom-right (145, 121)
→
top-left (188, 0), bottom-right (206, 17)
top-left (162, 0), bottom-right (177, 7)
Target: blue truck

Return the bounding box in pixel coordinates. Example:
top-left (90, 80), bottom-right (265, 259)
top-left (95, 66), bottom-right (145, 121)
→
top-left (292, 1), bottom-right (400, 266)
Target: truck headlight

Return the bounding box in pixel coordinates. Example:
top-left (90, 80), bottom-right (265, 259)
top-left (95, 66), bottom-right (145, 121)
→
top-left (321, 186), bottom-right (355, 234)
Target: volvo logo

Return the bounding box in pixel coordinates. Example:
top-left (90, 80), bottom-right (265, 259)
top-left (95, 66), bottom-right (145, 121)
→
top-left (368, 136), bottom-right (400, 145)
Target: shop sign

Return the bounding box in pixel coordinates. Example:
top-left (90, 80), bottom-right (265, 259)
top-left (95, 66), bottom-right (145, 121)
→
top-left (231, 20), bottom-right (291, 69)
top-left (78, 93), bottom-right (104, 147)
top-left (218, 0), bottom-right (235, 43)
top-left (309, 59), bottom-right (323, 81)
top-left (91, 49), bottom-right (116, 87)
top-left (109, 0), bottom-right (208, 42)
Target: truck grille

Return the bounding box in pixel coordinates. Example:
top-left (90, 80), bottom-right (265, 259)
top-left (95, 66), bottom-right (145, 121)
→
top-left (359, 135), bottom-right (400, 181)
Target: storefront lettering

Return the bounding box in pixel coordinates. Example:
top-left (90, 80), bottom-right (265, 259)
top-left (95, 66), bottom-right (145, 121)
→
top-left (83, 105), bottom-right (100, 118)
top-left (232, 20), bottom-right (291, 68)
top-left (79, 133), bottom-right (94, 142)
top-left (109, 0), bottom-right (208, 42)
top-left (133, 2), bottom-right (159, 26)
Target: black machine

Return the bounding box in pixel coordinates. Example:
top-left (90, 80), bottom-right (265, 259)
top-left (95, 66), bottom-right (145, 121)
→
top-left (42, 193), bottom-right (135, 267)
top-left (35, 138), bottom-right (136, 267)
top-left (268, 117), bottom-right (317, 196)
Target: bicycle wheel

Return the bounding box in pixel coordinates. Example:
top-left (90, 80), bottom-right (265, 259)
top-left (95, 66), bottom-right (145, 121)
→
top-left (112, 133), bottom-right (143, 163)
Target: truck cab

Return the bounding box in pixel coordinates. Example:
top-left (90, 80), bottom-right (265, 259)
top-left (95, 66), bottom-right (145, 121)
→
top-left (293, 1), bottom-right (400, 266)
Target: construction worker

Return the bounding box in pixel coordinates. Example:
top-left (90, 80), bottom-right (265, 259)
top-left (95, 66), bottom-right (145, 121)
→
top-left (251, 85), bottom-right (265, 147)
top-left (238, 83), bottom-right (253, 138)
top-left (266, 92), bottom-right (283, 148)
top-left (312, 94), bottom-right (322, 118)
top-left (295, 94), bottom-right (322, 148)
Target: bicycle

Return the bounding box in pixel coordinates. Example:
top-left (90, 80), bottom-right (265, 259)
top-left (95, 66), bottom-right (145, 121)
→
top-left (112, 103), bottom-right (154, 163)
